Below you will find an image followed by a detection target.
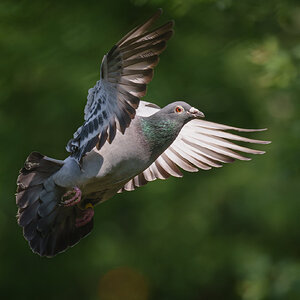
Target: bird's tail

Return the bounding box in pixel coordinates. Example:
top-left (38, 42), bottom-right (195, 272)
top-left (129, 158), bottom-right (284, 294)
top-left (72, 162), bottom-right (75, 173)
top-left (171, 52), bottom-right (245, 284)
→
top-left (16, 152), bottom-right (93, 257)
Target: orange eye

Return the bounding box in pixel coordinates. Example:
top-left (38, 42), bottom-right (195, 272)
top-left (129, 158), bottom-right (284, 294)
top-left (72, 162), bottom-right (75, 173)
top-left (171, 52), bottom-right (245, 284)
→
top-left (175, 106), bottom-right (183, 113)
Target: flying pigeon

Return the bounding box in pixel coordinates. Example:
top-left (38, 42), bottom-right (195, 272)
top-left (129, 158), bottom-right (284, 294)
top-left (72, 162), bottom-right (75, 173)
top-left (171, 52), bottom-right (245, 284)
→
top-left (16, 9), bottom-right (270, 257)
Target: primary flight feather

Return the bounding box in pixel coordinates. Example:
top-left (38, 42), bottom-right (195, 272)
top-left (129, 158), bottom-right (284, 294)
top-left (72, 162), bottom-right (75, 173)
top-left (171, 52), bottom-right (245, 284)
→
top-left (16, 10), bottom-right (270, 257)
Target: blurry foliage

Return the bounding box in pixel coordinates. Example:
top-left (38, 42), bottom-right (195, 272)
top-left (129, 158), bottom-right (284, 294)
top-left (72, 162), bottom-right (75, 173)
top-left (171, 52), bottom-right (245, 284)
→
top-left (0, 0), bottom-right (300, 299)
top-left (249, 37), bottom-right (297, 88)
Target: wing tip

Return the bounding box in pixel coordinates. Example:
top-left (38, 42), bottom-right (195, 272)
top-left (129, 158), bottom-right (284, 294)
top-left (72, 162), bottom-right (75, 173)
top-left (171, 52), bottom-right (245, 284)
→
top-left (147, 8), bottom-right (163, 24)
top-left (157, 8), bottom-right (163, 15)
top-left (256, 150), bottom-right (266, 155)
top-left (167, 20), bottom-right (175, 27)
top-left (235, 127), bottom-right (268, 132)
top-left (259, 140), bottom-right (271, 145)
top-left (239, 156), bottom-right (252, 161)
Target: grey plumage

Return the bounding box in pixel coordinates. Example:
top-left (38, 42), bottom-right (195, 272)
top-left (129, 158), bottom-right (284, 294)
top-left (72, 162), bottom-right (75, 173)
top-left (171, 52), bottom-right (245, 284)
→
top-left (118, 102), bottom-right (270, 192)
top-left (66, 8), bottom-right (174, 161)
top-left (16, 10), bottom-right (270, 257)
top-left (17, 153), bottom-right (93, 256)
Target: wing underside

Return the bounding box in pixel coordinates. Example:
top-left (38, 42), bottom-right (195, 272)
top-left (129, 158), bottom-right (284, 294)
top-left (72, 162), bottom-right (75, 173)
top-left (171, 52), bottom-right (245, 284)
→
top-left (119, 116), bottom-right (270, 193)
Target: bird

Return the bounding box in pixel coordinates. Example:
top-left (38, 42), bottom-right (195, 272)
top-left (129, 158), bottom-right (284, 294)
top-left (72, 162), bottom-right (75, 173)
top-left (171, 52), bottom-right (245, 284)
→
top-left (16, 9), bottom-right (270, 257)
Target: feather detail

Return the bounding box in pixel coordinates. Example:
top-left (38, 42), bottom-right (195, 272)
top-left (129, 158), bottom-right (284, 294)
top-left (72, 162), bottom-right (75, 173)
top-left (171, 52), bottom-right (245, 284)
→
top-left (119, 102), bottom-right (270, 193)
top-left (66, 10), bottom-right (174, 161)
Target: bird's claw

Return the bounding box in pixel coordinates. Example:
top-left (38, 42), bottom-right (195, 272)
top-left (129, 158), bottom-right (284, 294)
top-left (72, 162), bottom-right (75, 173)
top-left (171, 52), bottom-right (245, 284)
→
top-left (61, 186), bottom-right (82, 207)
top-left (75, 203), bottom-right (94, 228)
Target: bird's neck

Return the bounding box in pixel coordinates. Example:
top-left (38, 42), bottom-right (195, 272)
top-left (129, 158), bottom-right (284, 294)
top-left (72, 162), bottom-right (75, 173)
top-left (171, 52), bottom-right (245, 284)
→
top-left (140, 115), bottom-right (181, 157)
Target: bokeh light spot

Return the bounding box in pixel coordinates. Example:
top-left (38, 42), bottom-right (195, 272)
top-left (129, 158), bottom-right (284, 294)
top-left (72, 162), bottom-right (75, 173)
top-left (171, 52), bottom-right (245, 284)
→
top-left (98, 267), bottom-right (149, 300)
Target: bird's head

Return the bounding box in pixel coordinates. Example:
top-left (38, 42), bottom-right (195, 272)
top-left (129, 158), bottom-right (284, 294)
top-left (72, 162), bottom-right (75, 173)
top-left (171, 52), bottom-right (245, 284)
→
top-left (161, 101), bottom-right (205, 124)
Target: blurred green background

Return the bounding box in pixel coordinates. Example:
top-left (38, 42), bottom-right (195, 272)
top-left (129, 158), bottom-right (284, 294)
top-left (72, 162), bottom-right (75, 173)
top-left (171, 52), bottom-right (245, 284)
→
top-left (1, 0), bottom-right (300, 299)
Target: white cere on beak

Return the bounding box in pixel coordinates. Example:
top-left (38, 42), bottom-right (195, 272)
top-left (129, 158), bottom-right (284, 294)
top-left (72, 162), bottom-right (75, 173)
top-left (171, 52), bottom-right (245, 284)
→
top-left (189, 107), bottom-right (205, 118)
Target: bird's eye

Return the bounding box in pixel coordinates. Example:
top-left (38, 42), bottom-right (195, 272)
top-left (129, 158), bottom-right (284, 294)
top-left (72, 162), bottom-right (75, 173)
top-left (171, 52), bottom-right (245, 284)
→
top-left (175, 106), bottom-right (184, 114)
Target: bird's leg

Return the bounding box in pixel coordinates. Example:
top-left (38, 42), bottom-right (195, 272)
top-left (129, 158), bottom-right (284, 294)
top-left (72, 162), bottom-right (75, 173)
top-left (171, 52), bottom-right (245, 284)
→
top-left (60, 186), bottom-right (82, 207)
top-left (75, 203), bottom-right (94, 228)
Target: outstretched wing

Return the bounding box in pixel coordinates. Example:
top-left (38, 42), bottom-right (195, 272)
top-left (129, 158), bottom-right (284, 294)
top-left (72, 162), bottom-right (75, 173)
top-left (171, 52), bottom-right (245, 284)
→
top-left (119, 104), bottom-right (270, 192)
top-left (66, 9), bottom-right (174, 161)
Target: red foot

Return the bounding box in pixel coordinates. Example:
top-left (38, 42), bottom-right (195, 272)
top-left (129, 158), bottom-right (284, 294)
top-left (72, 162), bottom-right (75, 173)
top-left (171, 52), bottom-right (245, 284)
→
top-left (75, 205), bottom-right (94, 228)
top-left (61, 186), bottom-right (82, 207)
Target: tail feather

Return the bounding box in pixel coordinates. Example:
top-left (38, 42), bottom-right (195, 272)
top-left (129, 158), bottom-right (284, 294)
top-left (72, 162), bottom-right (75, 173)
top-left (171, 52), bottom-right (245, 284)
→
top-left (16, 152), bottom-right (93, 257)
top-left (16, 185), bottom-right (42, 209)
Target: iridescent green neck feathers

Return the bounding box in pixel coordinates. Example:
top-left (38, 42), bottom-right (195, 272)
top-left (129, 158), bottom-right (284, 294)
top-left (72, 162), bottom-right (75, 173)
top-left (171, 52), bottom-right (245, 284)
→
top-left (140, 115), bottom-right (181, 157)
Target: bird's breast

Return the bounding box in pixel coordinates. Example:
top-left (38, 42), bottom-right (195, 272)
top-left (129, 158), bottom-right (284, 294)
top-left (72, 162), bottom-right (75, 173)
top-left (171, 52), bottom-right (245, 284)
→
top-left (80, 118), bottom-right (151, 194)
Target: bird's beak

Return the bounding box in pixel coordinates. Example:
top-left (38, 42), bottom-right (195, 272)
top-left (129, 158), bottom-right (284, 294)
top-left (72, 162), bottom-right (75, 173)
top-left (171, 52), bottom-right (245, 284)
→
top-left (188, 107), bottom-right (205, 118)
